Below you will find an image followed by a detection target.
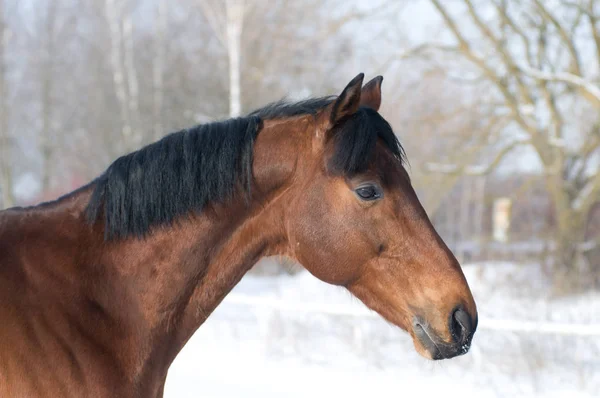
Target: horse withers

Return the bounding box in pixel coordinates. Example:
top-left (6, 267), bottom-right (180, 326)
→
top-left (0, 73), bottom-right (477, 397)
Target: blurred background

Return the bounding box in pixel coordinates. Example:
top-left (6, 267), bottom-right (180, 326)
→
top-left (0, 0), bottom-right (599, 397)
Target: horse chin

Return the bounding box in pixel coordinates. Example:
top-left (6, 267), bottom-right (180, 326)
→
top-left (413, 344), bottom-right (436, 360)
top-left (411, 324), bottom-right (440, 360)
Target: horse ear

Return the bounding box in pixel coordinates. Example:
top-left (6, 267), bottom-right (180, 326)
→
top-left (360, 76), bottom-right (383, 111)
top-left (330, 73), bottom-right (364, 125)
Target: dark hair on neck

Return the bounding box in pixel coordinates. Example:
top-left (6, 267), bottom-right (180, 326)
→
top-left (86, 116), bottom-right (261, 240)
top-left (85, 96), bottom-right (405, 240)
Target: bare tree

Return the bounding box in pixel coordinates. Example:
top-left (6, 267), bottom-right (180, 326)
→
top-left (423, 0), bottom-right (600, 288)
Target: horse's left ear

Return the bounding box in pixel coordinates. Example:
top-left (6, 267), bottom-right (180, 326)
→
top-left (315, 73), bottom-right (364, 147)
top-left (360, 76), bottom-right (383, 111)
top-left (330, 73), bottom-right (365, 125)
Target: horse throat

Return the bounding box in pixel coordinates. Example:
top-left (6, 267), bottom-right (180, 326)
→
top-left (171, 205), bottom-right (285, 350)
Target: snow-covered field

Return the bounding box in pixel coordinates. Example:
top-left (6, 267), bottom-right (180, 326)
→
top-left (165, 261), bottom-right (600, 398)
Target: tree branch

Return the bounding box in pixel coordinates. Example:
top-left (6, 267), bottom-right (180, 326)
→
top-left (429, 0), bottom-right (548, 159)
top-left (492, 0), bottom-right (534, 66)
top-left (587, 0), bottom-right (600, 71)
top-left (533, 0), bottom-right (582, 75)
top-left (424, 139), bottom-right (531, 176)
top-left (518, 65), bottom-right (600, 108)
top-left (464, 0), bottom-right (535, 105)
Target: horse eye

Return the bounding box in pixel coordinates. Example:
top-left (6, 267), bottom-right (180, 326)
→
top-left (355, 185), bottom-right (382, 201)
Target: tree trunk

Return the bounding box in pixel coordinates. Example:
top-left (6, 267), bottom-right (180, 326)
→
top-left (226, 0), bottom-right (244, 118)
top-left (122, 13), bottom-right (140, 146)
top-left (40, 1), bottom-right (57, 194)
top-left (0, 2), bottom-right (15, 209)
top-left (152, 0), bottom-right (166, 140)
top-left (553, 221), bottom-right (584, 293)
top-left (105, 0), bottom-right (135, 152)
top-left (547, 175), bottom-right (587, 293)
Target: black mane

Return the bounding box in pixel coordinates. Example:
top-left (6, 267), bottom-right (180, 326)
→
top-left (86, 116), bottom-right (261, 240)
top-left (86, 96), bottom-right (405, 240)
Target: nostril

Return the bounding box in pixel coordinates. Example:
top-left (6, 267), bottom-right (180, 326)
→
top-left (450, 308), bottom-right (472, 343)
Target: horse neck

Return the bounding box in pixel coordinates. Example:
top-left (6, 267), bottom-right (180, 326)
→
top-left (91, 116), bottom-right (305, 387)
top-left (167, 116), bottom-right (310, 353)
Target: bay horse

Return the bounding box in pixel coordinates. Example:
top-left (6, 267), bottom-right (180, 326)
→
top-left (0, 74), bottom-right (477, 397)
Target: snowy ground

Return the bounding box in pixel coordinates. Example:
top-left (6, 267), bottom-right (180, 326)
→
top-left (164, 261), bottom-right (600, 398)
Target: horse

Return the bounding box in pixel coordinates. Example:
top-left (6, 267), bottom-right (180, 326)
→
top-left (0, 73), bottom-right (477, 397)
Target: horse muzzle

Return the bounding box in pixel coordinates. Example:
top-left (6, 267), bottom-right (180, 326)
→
top-left (412, 307), bottom-right (477, 360)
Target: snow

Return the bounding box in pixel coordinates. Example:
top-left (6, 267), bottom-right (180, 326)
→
top-left (164, 261), bottom-right (600, 398)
